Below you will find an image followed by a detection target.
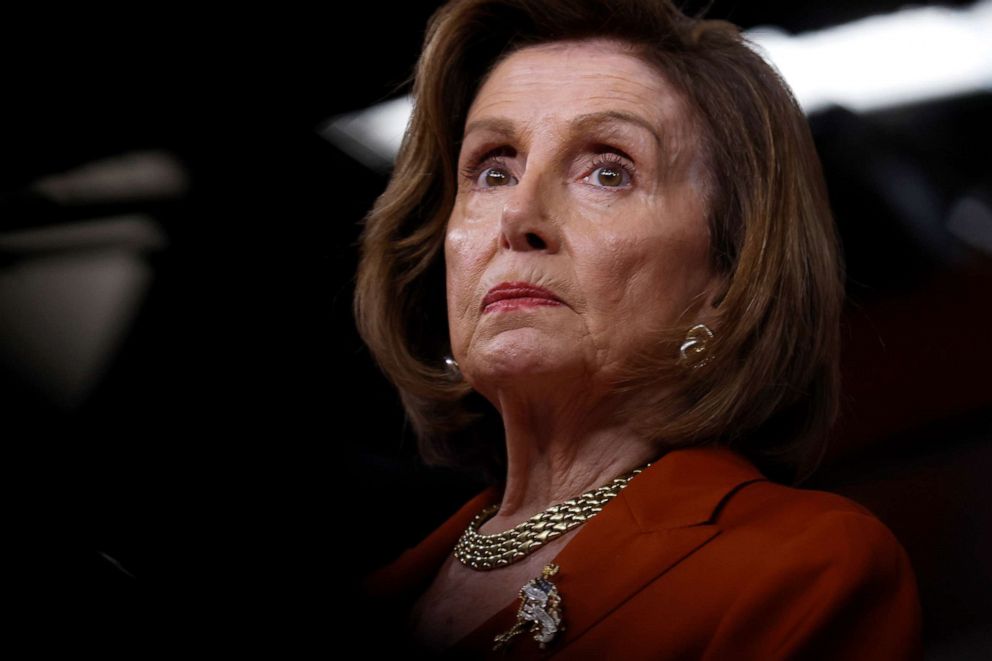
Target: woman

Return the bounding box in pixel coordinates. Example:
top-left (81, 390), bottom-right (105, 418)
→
top-left (354, 0), bottom-right (922, 657)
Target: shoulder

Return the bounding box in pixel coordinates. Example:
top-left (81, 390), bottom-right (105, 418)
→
top-left (707, 476), bottom-right (921, 600)
top-left (701, 481), bottom-right (923, 659)
top-left (721, 476), bottom-right (892, 538)
top-left (713, 478), bottom-right (921, 625)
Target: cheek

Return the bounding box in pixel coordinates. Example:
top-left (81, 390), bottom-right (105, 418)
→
top-left (444, 223), bottom-right (491, 339)
top-left (578, 222), bottom-right (711, 335)
top-left (446, 198), bottom-right (499, 290)
top-left (580, 233), bottom-right (640, 310)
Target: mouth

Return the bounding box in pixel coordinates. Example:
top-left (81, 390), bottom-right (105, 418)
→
top-left (481, 281), bottom-right (564, 314)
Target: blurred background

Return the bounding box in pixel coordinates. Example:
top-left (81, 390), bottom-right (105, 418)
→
top-left (5, 0), bottom-right (990, 657)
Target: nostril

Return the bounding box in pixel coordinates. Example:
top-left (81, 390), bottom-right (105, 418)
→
top-left (526, 233), bottom-right (547, 249)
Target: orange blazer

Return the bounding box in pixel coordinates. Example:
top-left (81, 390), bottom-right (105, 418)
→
top-left (362, 446), bottom-right (923, 659)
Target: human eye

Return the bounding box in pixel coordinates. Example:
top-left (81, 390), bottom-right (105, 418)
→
top-left (476, 159), bottom-right (516, 188)
top-left (459, 147), bottom-right (518, 190)
top-left (584, 152), bottom-right (636, 189)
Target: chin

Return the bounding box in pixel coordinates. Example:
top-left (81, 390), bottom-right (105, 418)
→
top-left (469, 336), bottom-right (585, 387)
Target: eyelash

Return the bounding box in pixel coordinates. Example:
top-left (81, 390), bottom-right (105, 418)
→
top-left (459, 153), bottom-right (513, 189)
top-left (586, 153), bottom-right (636, 189)
top-left (460, 150), bottom-right (637, 191)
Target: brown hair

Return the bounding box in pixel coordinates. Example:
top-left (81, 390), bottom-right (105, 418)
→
top-left (353, 0), bottom-right (845, 485)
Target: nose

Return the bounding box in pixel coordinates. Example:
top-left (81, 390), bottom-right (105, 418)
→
top-left (498, 164), bottom-right (561, 253)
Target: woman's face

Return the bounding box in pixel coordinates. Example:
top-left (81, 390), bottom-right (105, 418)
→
top-left (445, 38), bottom-right (720, 400)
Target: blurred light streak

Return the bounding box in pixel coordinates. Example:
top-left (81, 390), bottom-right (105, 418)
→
top-left (0, 215), bottom-right (165, 409)
top-left (0, 215), bottom-right (168, 254)
top-left (30, 150), bottom-right (189, 206)
top-left (317, 96), bottom-right (412, 173)
top-left (946, 194), bottom-right (992, 256)
top-left (747, 0), bottom-right (992, 113)
top-left (318, 1), bottom-right (992, 165)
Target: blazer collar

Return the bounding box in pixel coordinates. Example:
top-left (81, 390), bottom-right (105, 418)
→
top-left (445, 446), bottom-right (770, 656)
top-left (518, 445), bottom-right (769, 654)
top-left (620, 444), bottom-right (769, 530)
top-left (363, 446), bottom-right (769, 656)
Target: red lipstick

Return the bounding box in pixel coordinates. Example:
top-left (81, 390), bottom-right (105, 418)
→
top-left (481, 281), bottom-right (564, 313)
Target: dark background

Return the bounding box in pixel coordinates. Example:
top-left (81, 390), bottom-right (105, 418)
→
top-left (4, 1), bottom-right (990, 656)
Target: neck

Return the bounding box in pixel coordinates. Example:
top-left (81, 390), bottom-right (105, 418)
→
top-left (482, 387), bottom-right (658, 531)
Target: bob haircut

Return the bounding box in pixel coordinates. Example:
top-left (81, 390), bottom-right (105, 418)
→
top-left (353, 0), bottom-right (845, 486)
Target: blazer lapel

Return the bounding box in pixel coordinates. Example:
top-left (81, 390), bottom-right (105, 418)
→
top-left (542, 447), bottom-right (769, 650)
top-left (363, 446), bottom-right (769, 657)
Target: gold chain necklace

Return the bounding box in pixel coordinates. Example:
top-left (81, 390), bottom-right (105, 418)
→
top-left (453, 461), bottom-right (652, 571)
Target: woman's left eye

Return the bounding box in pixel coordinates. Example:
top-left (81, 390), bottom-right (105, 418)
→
top-left (590, 166), bottom-right (627, 187)
top-left (585, 156), bottom-right (634, 189)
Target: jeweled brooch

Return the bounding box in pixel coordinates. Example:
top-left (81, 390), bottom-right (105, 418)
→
top-left (493, 563), bottom-right (565, 653)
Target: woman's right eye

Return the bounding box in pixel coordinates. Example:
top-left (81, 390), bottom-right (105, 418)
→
top-left (478, 166), bottom-right (515, 188)
top-left (460, 150), bottom-right (518, 189)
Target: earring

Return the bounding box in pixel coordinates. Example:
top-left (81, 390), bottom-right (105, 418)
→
top-left (679, 324), bottom-right (714, 367)
top-left (443, 355), bottom-right (462, 381)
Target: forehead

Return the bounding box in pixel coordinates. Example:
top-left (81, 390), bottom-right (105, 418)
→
top-left (468, 39), bottom-right (692, 133)
top-left (462, 38), bottom-right (702, 172)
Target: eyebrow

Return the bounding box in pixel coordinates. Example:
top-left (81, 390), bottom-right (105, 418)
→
top-left (462, 110), bottom-right (663, 149)
top-left (570, 111), bottom-right (663, 149)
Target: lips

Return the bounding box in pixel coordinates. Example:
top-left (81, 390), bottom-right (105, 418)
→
top-left (481, 281), bottom-right (564, 312)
